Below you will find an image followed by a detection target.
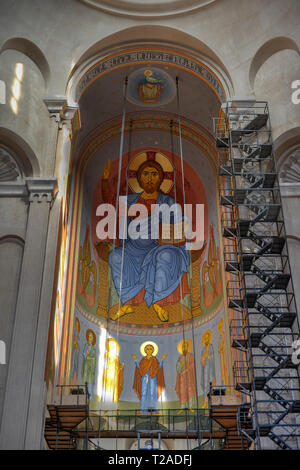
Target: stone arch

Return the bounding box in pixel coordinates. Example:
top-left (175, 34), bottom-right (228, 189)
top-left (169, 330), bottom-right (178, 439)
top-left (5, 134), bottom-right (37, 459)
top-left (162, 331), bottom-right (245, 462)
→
top-left (0, 37), bottom-right (51, 87)
top-left (249, 36), bottom-right (300, 91)
top-left (0, 127), bottom-right (40, 177)
top-left (0, 234), bottom-right (25, 248)
top-left (274, 126), bottom-right (300, 170)
top-left (66, 25), bottom-right (234, 104)
top-left (287, 235), bottom-right (300, 244)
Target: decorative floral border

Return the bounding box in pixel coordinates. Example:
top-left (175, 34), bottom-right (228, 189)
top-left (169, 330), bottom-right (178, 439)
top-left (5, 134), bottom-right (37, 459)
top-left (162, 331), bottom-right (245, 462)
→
top-left (75, 299), bottom-right (224, 337)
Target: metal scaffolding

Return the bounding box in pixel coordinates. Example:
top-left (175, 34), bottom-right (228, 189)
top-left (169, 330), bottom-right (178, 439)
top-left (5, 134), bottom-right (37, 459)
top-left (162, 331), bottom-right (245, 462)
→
top-left (214, 101), bottom-right (300, 450)
top-left (44, 385), bottom-right (251, 450)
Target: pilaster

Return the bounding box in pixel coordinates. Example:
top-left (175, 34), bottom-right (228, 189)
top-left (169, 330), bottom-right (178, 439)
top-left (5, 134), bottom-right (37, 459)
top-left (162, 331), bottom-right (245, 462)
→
top-left (0, 178), bottom-right (57, 449)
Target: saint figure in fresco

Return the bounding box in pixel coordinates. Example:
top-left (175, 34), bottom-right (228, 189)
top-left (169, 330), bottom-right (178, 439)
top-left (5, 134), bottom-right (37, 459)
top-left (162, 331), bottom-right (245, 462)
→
top-left (137, 70), bottom-right (164, 104)
top-left (70, 317), bottom-right (81, 381)
top-left (102, 338), bottom-right (124, 403)
top-left (101, 152), bottom-right (190, 323)
top-left (200, 329), bottom-right (216, 408)
top-left (132, 342), bottom-right (167, 412)
top-left (81, 329), bottom-right (97, 402)
top-left (202, 224), bottom-right (221, 308)
top-left (77, 226), bottom-right (97, 307)
top-left (175, 339), bottom-right (197, 414)
top-left (218, 318), bottom-right (228, 386)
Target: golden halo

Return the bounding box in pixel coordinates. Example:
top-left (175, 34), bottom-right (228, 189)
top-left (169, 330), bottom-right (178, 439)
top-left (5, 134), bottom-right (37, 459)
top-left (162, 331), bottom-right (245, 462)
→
top-left (86, 328), bottom-right (96, 345)
top-left (140, 340), bottom-right (158, 357)
top-left (178, 338), bottom-right (193, 355)
top-left (201, 329), bottom-right (212, 346)
top-left (144, 69), bottom-right (153, 77)
top-left (105, 337), bottom-right (120, 353)
top-left (128, 151), bottom-right (174, 194)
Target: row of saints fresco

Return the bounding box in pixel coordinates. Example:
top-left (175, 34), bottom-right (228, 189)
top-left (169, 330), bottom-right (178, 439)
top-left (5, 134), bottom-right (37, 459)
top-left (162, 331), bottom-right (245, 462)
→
top-left (70, 319), bottom-right (228, 411)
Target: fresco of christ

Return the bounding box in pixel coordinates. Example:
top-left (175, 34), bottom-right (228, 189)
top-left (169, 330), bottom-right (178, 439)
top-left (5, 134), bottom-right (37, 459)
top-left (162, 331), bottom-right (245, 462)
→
top-left (101, 151), bottom-right (190, 323)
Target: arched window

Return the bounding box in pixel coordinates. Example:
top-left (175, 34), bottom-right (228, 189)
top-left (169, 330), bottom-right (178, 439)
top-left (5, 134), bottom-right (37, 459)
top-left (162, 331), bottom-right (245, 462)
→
top-left (0, 145), bottom-right (22, 181)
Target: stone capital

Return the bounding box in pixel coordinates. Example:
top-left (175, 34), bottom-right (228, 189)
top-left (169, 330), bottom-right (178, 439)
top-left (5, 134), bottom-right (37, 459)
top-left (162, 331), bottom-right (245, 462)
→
top-left (43, 97), bottom-right (78, 128)
top-left (25, 177), bottom-right (58, 203)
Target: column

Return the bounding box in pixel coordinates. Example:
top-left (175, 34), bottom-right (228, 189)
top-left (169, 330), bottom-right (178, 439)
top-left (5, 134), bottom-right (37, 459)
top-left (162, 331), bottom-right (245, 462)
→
top-left (0, 178), bottom-right (57, 449)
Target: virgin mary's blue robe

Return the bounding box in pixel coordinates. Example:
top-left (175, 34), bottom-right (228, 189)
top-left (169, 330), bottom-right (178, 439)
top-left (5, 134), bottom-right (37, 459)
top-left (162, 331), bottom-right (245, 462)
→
top-left (134, 358), bottom-right (165, 411)
top-left (108, 192), bottom-right (189, 306)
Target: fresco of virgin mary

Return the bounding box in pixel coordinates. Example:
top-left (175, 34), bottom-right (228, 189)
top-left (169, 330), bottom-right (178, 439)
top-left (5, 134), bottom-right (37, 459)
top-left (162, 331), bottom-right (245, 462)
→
top-left (132, 341), bottom-right (167, 413)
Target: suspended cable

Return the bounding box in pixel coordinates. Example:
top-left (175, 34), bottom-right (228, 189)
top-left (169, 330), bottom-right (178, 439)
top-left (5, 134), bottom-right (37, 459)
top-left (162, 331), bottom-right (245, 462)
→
top-left (176, 77), bottom-right (202, 450)
top-left (175, 80), bottom-right (190, 449)
top-left (114, 116), bottom-right (132, 450)
top-left (170, 120), bottom-right (188, 447)
top-left (114, 76), bottom-right (129, 451)
top-left (100, 76), bottom-right (128, 451)
top-left (170, 114), bottom-right (190, 449)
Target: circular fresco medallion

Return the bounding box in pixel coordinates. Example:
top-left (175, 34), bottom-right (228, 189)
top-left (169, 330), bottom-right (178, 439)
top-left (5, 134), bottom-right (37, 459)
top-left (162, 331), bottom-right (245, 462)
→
top-left (127, 67), bottom-right (176, 107)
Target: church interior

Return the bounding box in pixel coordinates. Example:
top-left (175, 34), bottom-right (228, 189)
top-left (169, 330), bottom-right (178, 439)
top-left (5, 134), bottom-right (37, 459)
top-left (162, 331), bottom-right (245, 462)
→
top-left (0, 0), bottom-right (300, 451)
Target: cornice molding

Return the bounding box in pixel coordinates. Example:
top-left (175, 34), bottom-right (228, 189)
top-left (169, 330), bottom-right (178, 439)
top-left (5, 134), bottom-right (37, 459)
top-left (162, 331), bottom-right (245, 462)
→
top-left (0, 182), bottom-right (27, 197)
top-left (0, 178), bottom-right (58, 202)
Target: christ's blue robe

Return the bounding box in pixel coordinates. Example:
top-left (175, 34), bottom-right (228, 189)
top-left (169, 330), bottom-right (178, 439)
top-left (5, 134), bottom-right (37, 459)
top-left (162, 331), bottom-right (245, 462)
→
top-left (108, 192), bottom-right (189, 306)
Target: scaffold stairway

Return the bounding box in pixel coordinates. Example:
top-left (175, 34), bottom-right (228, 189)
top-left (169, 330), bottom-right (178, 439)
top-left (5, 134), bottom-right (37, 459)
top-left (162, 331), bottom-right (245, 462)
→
top-left (214, 101), bottom-right (300, 450)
